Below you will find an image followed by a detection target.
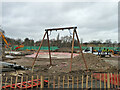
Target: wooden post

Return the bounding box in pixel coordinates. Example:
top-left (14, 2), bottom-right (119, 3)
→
top-left (82, 75), bottom-right (83, 89)
top-left (107, 73), bottom-right (110, 89)
top-left (62, 76), bottom-right (64, 88)
top-left (104, 73), bottom-right (106, 89)
top-left (0, 76), bottom-right (2, 90)
top-left (95, 76), bottom-right (97, 88)
top-left (77, 76), bottom-right (79, 88)
top-left (11, 77), bottom-right (12, 88)
top-left (86, 75), bottom-right (88, 89)
top-left (111, 73), bottom-right (113, 88)
top-left (15, 76), bottom-right (18, 89)
top-left (74, 30), bottom-right (88, 71)
top-left (67, 76), bottom-right (69, 88)
top-left (20, 76), bottom-right (23, 89)
top-left (26, 76), bottom-right (28, 90)
top-left (31, 76), bottom-right (33, 89)
top-left (53, 76), bottom-right (55, 88)
top-left (91, 74), bottom-right (93, 90)
top-left (32, 32), bottom-right (47, 72)
top-left (100, 74), bottom-right (101, 89)
top-left (47, 31), bottom-right (52, 65)
top-left (48, 77), bottom-right (50, 88)
top-left (70, 30), bottom-right (75, 71)
top-left (72, 76), bottom-right (74, 88)
top-left (117, 73), bottom-right (119, 89)
top-left (41, 75), bottom-right (44, 88)
top-left (58, 76), bottom-right (60, 88)
top-left (114, 73), bottom-right (116, 88)
top-left (5, 77), bottom-right (8, 89)
top-left (37, 75), bottom-right (39, 88)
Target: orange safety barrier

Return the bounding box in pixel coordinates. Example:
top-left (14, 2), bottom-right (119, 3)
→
top-left (93, 73), bottom-right (120, 86)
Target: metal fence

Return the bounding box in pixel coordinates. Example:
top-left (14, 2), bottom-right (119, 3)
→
top-left (1, 72), bottom-right (120, 89)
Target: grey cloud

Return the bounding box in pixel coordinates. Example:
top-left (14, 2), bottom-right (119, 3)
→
top-left (2, 2), bottom-right (118, 42)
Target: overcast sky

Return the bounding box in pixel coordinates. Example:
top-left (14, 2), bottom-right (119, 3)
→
top-left (2, 2), bottom-right (118, 42)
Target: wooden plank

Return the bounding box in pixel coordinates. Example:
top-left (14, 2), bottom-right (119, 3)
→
top-left (77, 76), bottom-right (79, 88)
top-left (20, 76), bottom-right (23, 89)
top-left (117, 73), bottom-right (119, 89)
top-left (67, 76), bottom-right (69, 88)
top-left (15, 76), bottom-right (18, 89)
top-left (48, 77), bottom-right (50, 88)
top-left (91, 74), bottom-right (93, 90)
top-left (72, 76), bottom-right (74, 88)
top-left (82, 75), bottom-right (83, 89)
top-left (95, 76), bottom-right (97, 88)
top-left (111, 73), bottom-right (113, 88)
top-left (104, 73), bottom-right (106, 89)
top-left (114, 73), bottom-right (116, 88)
top-left (53, 76), bottom-right (55, 88)
top-left (26, 76), bottom-right (28, 90)
top-left (11, 77), bottom-right (12, 88)
top-left (5, 77), bottom-right (8, 89)
top-left (86, 75), bottom-right (88, 89)
top-left (107, 73), bottom-right (110, 88)
top-left (37, 75), bottom-right (39, 88)
top-left (63, 76), bottom-right (65, 88)
top-left (1, 76), bottom-right (2, 90)
top-left (41, 75), bottom-right (44, 88)
top-left (58, 76), bottom-right (60, 88)
top-left (45, 27), bottom-right (77, 31)
top-left (100, 74), bottom-right (101, 89)
top-left (31, 76), bottom-right (33, 88)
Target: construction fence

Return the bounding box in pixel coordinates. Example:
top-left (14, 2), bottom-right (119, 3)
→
top-left (1, 72), bottom-right (120, 89)
top-left (12, 46), bottom-right (119, 51)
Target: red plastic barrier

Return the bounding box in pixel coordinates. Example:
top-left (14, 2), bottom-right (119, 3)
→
top-left (93, 73), bottom-right (120, 86)
top-left (2, 79), bottom-right (48, 89)
top-left (15, 47), bottom-right (20, 50)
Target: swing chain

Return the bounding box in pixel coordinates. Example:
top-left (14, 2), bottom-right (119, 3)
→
top-left (69, 29), bottom-right (73, 36)
top-left (48, 31), bottom-right (52, 36)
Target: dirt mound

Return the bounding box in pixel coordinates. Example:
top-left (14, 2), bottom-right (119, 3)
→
top-left (72, 53), bottom-right (117, 72)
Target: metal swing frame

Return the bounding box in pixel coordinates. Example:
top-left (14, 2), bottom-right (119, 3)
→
top-left (32, 26), bottom-right (88, 72)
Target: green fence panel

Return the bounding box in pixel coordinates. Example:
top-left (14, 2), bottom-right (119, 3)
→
top-left (74, 46), bottom-right (119, 51)
top-left (12, 46), bottom-right (119, 51)
top-left (12, 46), bottom-right (59, 50)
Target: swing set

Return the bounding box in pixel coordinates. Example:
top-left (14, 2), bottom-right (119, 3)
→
top-left (32, 26), bottom-right (88, 72)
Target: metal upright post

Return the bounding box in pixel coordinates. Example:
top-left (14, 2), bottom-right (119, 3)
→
top-left (32, 31), bottom-right (47, 72)
top-left (47, 31), bottom-right (52, 65)
top-left (70, 30), bottom-right (75, 72)
top-left (74, 30), bottom-right (88, 71)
